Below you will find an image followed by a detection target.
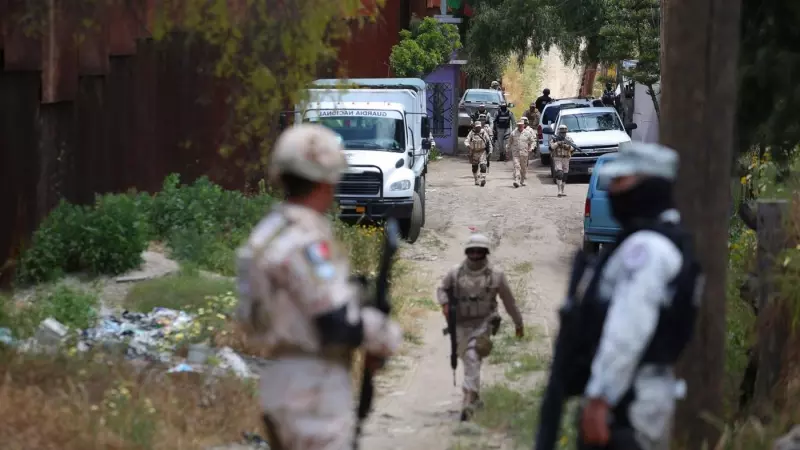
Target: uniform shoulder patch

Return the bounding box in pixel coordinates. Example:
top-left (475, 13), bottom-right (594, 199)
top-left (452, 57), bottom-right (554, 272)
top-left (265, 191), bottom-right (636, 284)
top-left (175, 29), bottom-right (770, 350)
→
top-left (621, 240), bottom-right (650, 270)
top-left (304, 241), bottom-right (337, 280)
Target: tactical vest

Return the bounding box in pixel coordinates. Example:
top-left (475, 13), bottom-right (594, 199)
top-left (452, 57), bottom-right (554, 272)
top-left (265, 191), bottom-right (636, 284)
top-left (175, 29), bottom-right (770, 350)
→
top-left (563, 220), bottom-right (703, 398)
top-left (495, 110), bottom-right (512, 129)
top-left (453, 264), bottom-right (497, 320)
top-left (550, 136), bottom-right (572, 158)
top-left (468, 133), bottom-right (489, 152)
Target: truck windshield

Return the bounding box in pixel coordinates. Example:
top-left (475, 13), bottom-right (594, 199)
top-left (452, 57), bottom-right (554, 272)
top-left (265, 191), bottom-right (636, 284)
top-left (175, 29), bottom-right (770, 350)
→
top-left (306, 116), bottom-right (405, 152)
top-left (560, 112), bottom-right (624, 133)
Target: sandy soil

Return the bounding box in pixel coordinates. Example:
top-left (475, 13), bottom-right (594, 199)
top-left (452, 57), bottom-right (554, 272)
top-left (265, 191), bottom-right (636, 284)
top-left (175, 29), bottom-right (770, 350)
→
top-left (359, 154), bottom-right (587, 449)
top-left (535, 46), bottom-right (584, 99)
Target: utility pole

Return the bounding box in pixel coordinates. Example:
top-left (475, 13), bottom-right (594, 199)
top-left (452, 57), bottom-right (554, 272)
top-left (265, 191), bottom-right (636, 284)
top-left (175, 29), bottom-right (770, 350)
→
top-left (659, 0), bottom-right (741, 448)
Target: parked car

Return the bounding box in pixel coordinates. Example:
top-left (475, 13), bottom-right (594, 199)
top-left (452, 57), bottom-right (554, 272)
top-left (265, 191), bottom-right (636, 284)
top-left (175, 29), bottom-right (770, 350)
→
top-left (457, 89), bottom-right (514, 137)
top-left (583, 153), bottom-right (621, 254)
top-left (537, 98), bottom-right (593, 164)
top-left (544, 106), bottom-right (637, 180)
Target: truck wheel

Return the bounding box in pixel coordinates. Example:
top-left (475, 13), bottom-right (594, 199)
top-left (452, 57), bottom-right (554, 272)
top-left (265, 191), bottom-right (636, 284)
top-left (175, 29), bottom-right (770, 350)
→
top-left (419, 176), bottom-right (427, 227)
top-left (541, 154), bottom-right (551, 165)
top-left (582, 239), bottom-right (600, 254)
top-left (400, 192), bottom-right (423, 244)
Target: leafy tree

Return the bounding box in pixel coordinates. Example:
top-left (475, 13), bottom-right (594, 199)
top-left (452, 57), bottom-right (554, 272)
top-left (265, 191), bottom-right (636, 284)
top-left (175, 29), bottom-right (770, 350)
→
top-left (389, 16), bottom-right (462, 77)
top-left (597, 0), bottom-right (661, 118)
top-left (737, 0), bottom-right (800, 172)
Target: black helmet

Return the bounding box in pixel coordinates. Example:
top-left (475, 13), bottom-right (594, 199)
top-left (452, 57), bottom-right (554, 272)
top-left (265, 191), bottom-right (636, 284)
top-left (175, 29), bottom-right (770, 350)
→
top-left (500, 103), bottom-right (507, 110)
top-left (543, 88), bottom-right (550, 95)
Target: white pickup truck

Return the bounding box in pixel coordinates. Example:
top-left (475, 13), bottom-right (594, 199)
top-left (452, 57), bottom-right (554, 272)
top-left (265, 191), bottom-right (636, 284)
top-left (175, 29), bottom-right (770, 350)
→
top-left (293, 78), bottom-right (432, 243)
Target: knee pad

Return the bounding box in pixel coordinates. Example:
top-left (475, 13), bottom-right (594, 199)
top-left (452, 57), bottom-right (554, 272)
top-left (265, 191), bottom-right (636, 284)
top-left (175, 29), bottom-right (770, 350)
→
top-left (479, 164), bottom-right (487, 173)
top-left (472, 164), bottom-right (479, 173)
top-left (556, 170), bottom-right (564, 180)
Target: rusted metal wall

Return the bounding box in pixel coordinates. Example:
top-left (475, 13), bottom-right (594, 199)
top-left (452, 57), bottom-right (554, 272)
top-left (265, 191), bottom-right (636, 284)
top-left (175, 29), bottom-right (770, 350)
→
top-left (337, 0), bottom-right (404, 77)
top-left (0, 3), bottom-right (243, 284)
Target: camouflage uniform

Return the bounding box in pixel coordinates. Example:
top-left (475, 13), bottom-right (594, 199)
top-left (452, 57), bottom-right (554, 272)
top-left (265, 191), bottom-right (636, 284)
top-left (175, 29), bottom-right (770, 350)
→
top-left (550, 124), bottom-right (578, 196)
top-left (436, 234), bottom-right (524, 421)
top-left (509, 120), bottom-right (535, 187)
top-left (520, 116), bottom-right (537, 156)
top-left (236, 124), bottom-right (403, 450)
top-left (523, 104), bottom-right (540, 129)
top-left (464, 123), bottom-right (491, 186)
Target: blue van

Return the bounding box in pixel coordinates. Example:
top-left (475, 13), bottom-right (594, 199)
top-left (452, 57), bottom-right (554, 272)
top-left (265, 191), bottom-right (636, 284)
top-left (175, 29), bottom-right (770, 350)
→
top-left (583, 153), bottom-right (622, 253)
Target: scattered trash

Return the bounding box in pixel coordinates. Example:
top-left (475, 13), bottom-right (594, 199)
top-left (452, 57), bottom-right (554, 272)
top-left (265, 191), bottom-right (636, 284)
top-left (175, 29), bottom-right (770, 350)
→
top-left (218, 346), bottom-right (256, 379)
top-left (188, 342), bottom-right (212, 365)
top-left (0, 328), bottom-right (16, 347)
top-left (78, 308), bottom-right (194, 362)
top-left (168, 363), bottom-right (196, 373)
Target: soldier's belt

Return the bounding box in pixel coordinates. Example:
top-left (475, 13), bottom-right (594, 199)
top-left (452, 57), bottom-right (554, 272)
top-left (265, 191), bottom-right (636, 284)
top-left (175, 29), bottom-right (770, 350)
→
top-left (271, 347), bottom-right (354, 366)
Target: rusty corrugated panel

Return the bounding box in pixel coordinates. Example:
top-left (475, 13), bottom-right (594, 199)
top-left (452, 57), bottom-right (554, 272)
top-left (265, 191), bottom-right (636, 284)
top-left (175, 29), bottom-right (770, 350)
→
top-left (337, 0), bottom-right (401, 77)
top-left (3, 0), bottom-right (42, 71)
top-left (41, 0), bottom-right (79, 103)
top-left (77, 0), bottom-right (110, 74)
top-left (108, 0), bottom-right (138, 55)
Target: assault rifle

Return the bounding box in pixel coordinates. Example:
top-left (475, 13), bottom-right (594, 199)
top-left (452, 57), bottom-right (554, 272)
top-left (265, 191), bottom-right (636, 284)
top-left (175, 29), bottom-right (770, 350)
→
top-left (533, 249), bottom-right (590, 450)
top-left (354, 218), bottom-right (400, 450)
top-left (441, 283), bottom-right (458, 385)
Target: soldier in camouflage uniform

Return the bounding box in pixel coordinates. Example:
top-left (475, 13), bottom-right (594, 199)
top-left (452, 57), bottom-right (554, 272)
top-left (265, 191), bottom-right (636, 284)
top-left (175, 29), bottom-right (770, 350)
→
top-left (464, 122), bottom-right (492, 186)
top-left (437, 234), bottom-right (525, 421)
top-left (523, 102), bottom-right (540, 129)
top-left (550, 124), bottom-right (579, 197)
top-left (235, 124), bottom-right (403, 450)
top-left (509, 119), bottom-right (535, 188)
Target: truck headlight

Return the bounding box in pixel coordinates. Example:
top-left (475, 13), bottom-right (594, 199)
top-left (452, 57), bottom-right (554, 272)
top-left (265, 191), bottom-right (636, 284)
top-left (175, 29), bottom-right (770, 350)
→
top-left (390, 180), bottom-right (412, 191)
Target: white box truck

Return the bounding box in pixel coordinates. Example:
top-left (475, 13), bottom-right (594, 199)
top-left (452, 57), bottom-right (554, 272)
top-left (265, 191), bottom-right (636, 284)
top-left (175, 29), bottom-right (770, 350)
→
top-left (291, 78), bottom-right (432, 243)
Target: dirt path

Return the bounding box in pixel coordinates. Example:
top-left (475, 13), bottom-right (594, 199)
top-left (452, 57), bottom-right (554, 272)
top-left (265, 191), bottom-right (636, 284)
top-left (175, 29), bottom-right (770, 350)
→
top-left (360, 156), bottom-right (586, 449)
top-left (536, 46), bottom-right (583, 99)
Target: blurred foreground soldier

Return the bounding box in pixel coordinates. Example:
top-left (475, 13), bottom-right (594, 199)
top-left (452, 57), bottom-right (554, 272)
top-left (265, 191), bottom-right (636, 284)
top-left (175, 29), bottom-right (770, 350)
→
top-left (535, 88), bottom-right (552, 113)
top-left (437, 234), bottom-right (525, 421)
top-left (533, 143), bottom-right (704, 450)
top-left (549, 124), bottom-right (578, 197)
top-left (493, 103), bottom-right (513, 161)
top-left (235, 124), bottom-right (403, 450)
top-left (510, 119), bottom-right (535, 187)
top-left (464, 122), bottom-right (491, 186)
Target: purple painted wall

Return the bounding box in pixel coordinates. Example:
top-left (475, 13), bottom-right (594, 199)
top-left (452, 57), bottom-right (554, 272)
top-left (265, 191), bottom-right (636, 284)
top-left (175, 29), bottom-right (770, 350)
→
top-left (425, 64), bottom-right (459, 154)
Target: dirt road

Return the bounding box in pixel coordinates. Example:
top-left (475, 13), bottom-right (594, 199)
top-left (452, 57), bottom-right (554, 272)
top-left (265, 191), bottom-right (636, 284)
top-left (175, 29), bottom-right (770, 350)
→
top-left (359, 156), bottom-right (586, 449)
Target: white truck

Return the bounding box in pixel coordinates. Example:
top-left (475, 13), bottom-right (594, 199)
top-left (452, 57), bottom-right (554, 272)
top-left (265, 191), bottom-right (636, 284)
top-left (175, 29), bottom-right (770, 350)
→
top-left (292, 78), bottom-right (432, 243)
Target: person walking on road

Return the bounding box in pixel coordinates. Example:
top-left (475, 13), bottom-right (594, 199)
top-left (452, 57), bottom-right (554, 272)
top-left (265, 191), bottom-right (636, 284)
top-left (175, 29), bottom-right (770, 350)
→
top-left (493, 103), bottom-right (513, 162)
top-left (549, 124), bottom-right (579, 197)
top-left (535, 88), bottom-right (553, 113)
top-left (234, 124), bottom-right (403, 450)
top-left (510, 119), bottom-right (535, 187)
top-left (437, 234), bottom-right (525, 422)
top-left (464, 122), bottom-right (492, 186)
top-left (524, 102), bottom-right (541, 128)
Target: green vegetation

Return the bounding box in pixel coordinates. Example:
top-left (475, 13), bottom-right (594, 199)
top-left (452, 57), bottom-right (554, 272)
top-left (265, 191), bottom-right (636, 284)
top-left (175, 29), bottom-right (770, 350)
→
top-left (0, 284), bottom-right (99, 338)
top-left (389, 16), bottom-right (462, 77)
top-left (123, 273), bottom-right (235, 313)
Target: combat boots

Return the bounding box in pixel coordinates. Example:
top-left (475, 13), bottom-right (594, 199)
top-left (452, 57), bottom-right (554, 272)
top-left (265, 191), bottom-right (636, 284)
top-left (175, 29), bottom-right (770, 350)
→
top-left (474, 173), bottom-right (480, 186)
top-left (460, 390), bottom-right (479, 421)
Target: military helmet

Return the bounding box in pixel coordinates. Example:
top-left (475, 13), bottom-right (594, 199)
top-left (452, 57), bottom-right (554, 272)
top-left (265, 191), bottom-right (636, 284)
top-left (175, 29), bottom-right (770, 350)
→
top-left (543, 88), bottom-right (550, 95)
top-left (557, 124), bottom-right (568, 132)
top-left (268, 124), bottom-right (347, 185)
top-left (491, 80), bottom-right (500, 87)
top-left (465, 233), bottom-right (491, 253)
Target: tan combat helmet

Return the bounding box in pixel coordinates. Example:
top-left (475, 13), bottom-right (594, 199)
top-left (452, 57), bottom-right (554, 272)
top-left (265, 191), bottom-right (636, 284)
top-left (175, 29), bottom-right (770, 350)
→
top-left (557, 124), bottom-right (568, 134)
top-left (465, 233), bottom-right (492, 254)
top-left (268, 123), bottom-right (347, 185)
top-left (491, 80), bottom-right (500, 89)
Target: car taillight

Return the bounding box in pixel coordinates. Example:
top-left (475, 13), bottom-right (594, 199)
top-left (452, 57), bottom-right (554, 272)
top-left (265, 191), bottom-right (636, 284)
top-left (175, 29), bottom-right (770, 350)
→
top-left (537, 125), bottom-right (543, 140)
top-left (584, 198), bottom-right (591, 217)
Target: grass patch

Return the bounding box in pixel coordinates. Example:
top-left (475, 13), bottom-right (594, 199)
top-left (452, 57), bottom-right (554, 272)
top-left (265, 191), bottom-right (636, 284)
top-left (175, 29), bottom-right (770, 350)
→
top-left (511, 261), bottom-right (534, 275)
top-left (487, 325), bottom-right (537, 364)
top-left (1, 284), bottom-right (99, 339)
top-left (123, 273), bottom-right (235, 313)
top-left (0, 348), bottom-right (261, 450)
top-left (504, 351), bottom-right (549, 381)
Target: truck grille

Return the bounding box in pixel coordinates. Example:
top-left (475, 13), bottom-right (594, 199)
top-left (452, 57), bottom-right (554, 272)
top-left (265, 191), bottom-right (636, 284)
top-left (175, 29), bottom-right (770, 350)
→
top-left (337, 171), bottom-right (381, 196)
top-left (573, 145), bottom-right (618, 157)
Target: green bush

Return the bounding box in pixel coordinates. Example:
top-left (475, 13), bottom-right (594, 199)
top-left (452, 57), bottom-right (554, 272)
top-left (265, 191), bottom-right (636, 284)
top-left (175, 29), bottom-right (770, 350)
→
top-left (16, 193), bottom-right (149, 285)
top-left (0, 285), bottom-right (98, 338)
